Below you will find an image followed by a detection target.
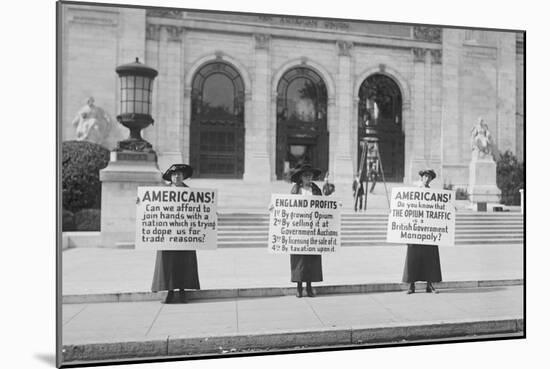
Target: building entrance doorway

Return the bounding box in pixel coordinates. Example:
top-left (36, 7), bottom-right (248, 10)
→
top-left (357, 74), bottom-right (404, 182)
top-left (276, 67), bottom-right (328, 179)
top-left (190, 62), bottom-right (245, 178)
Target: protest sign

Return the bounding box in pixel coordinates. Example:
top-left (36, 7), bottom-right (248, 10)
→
top-left (386, 187), bottom-right (455, 246)
top-left (135, 187), bottom-right (217, 250)
top-left (268, 194), bottom-right (341, 255)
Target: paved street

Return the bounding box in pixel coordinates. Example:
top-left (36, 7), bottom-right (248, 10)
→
top-left (62, 285), bottom-right (524, 363)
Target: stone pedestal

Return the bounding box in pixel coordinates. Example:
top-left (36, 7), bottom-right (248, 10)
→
top-left (100, 152), bottom-right (162, 248)
top-left (467, 157), bottom-right (501, 204)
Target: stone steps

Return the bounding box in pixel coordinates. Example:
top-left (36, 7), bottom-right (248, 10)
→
top-left (213, 212), bottom-right (523, 247)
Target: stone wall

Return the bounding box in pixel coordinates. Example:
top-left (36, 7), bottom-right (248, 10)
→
top-left (60, 4), bottom-right (523, 188)
top-left (60, 4), bottom-right (146, 150)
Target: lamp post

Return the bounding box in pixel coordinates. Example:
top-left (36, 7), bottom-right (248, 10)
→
top-left (115, 58), bottom-right (158, 155)
top-left (100, 58), bottom-right (162, 248)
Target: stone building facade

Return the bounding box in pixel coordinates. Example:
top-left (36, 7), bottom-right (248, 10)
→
top-left (60, 3), bottom-right (524, 189)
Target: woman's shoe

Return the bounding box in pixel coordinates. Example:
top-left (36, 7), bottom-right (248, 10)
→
top-left (406, 283), bottom-right (415, 294)
top-left (306, 284), bottom-right (315, 298)
top-left (426, 283), bottom-right (439, 294)
top-left (177, 290), bottom-right (188, 303)
top-left (296, 283), bottom-right (303, 298)
top-left (162, 290), bottom-right (175, 304)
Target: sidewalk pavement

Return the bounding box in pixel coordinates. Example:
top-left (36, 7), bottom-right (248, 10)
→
top-left (62, 285), bottom-right (524, 364)
top-left (62, 244), bottom-right (523, 299)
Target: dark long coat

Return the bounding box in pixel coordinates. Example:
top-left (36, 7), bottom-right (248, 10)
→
top-left (290, 182), bottom-right (323, 283)
top-left (401, 245), bottom-right (442, 283)
top-left (401, 183), bottom-right (442, 283)
top-left (151, 182), bottom-right (200, 292)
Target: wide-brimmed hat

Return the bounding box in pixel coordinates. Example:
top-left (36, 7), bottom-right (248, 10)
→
top-left (162, 164), bottom-right (193, 182)
top-left (418, 169), bottom-right (436, 180)
top-left (290, 164), bottom-right (322, 183)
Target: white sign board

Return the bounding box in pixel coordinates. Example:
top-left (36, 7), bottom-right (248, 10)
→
top-left (268, 194), bottom-right (341, 254)
top-left (135, 187), bottom-right (217, 250)
top-left (386, 187), bottom-right (456, 246)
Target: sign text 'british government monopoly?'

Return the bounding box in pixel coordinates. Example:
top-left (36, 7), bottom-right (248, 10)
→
top-left (386, 187), bottom-right (455, 246)
top-left (135, 187), bottom-right (217, 250)
top-left (268, 194), bottom-right (341, 254)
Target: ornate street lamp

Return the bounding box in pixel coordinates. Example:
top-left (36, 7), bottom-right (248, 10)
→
top-left (115, 58), bottom-right (158, 153)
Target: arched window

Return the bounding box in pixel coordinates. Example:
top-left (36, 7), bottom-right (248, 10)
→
top-left (191, 63), bottom-right (244, 121)
top-left (190, 62), bottom-right (245, 178)
top-left (358, 74), bottom-right (402, 129)
top-left (277, 67), bottom-right (327, 124)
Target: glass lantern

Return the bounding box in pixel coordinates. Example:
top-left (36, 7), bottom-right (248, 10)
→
top-left (115, 58), bottom-right (158, 152)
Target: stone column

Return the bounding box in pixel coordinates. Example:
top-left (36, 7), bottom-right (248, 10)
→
top-left (332, 41), bottom-right (354, 186)
top-left (440, 29), bottom-right (463, 184)
top-left (430, 49), bottom-right (443, 174)
top-left (496, 32), bottom-right (517, 153)
top-left (155, 25), bottom-right (185, 172)
top-left (244, 34), bottom-right (272, 182)
top-left (408, 47), bottom-right (428, 179)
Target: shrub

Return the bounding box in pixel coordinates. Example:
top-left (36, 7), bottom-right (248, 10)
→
top-left (62, 208), bottom-right (75, 232)
top-left (62, 141), bottom-right (110, 213)
top-left (496, 150), bottom-right (525, 205)
top-left (443, 182), bottom-right (469, 201)
top-left (74, 208), bottom-right (101, 231)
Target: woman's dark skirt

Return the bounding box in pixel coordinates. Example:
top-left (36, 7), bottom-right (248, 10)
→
top-left (290, 255), bottom-right (323, 282)
top-left (151, 250), bottom-right (200, 291)
top-left (402, 244), bottom-right (442, 283)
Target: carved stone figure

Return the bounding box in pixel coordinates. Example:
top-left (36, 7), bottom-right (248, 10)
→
top-left (470, 117), bottom-right (493, 159)
top-left (71, 97), bottom-right (112, 146)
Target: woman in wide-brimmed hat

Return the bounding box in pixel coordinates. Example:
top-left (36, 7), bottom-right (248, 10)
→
top-left (151, 164), bottom-right (200, 303)
top-left (288, 164), bottom-right (325, 298)
top-left (402, 169), bottom-right (442, 294)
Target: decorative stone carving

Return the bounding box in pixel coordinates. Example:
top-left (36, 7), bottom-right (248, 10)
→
top-left (254, 34), bottom-right (271, 50)
top-left (413, 26), bottom-right (442, 42)
top-left (431, 49), bottom-right (442, 64)
top-left (146, 9), bottom-right (184, 18)
top-left (337, 40), bottom-right (353, 57)
top-left (115, 140), bottom-right (154, 153)
top-left (215, 50), bottom-right (224, 60)
top-left (71, 97), bottom-right (113, 147)
top-left (165, 25), bottom-right (184, 42)
top-left (146, 24), bottom-right (161, 41)
top-left (379, 63), bottom-right (386, 72)
top-left (412, 48), bottom-right (427, 62)
top-left (300, 56), bottom-right (309, 65)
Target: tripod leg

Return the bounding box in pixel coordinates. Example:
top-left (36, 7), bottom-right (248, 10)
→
top-left (354, 142), bottom-right (367, 210)
top-left (374, 144), bottom-right (391, 208)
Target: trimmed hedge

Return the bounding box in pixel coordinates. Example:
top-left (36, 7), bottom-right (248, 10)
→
top-left (74, 209), bottom-right (101, 231)
top-left (62, 208), bottom-right (75, 232)
top-left (62, 141), bottom-right (110, 213)
top-left (496, 150), bottom-right (524, 205)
